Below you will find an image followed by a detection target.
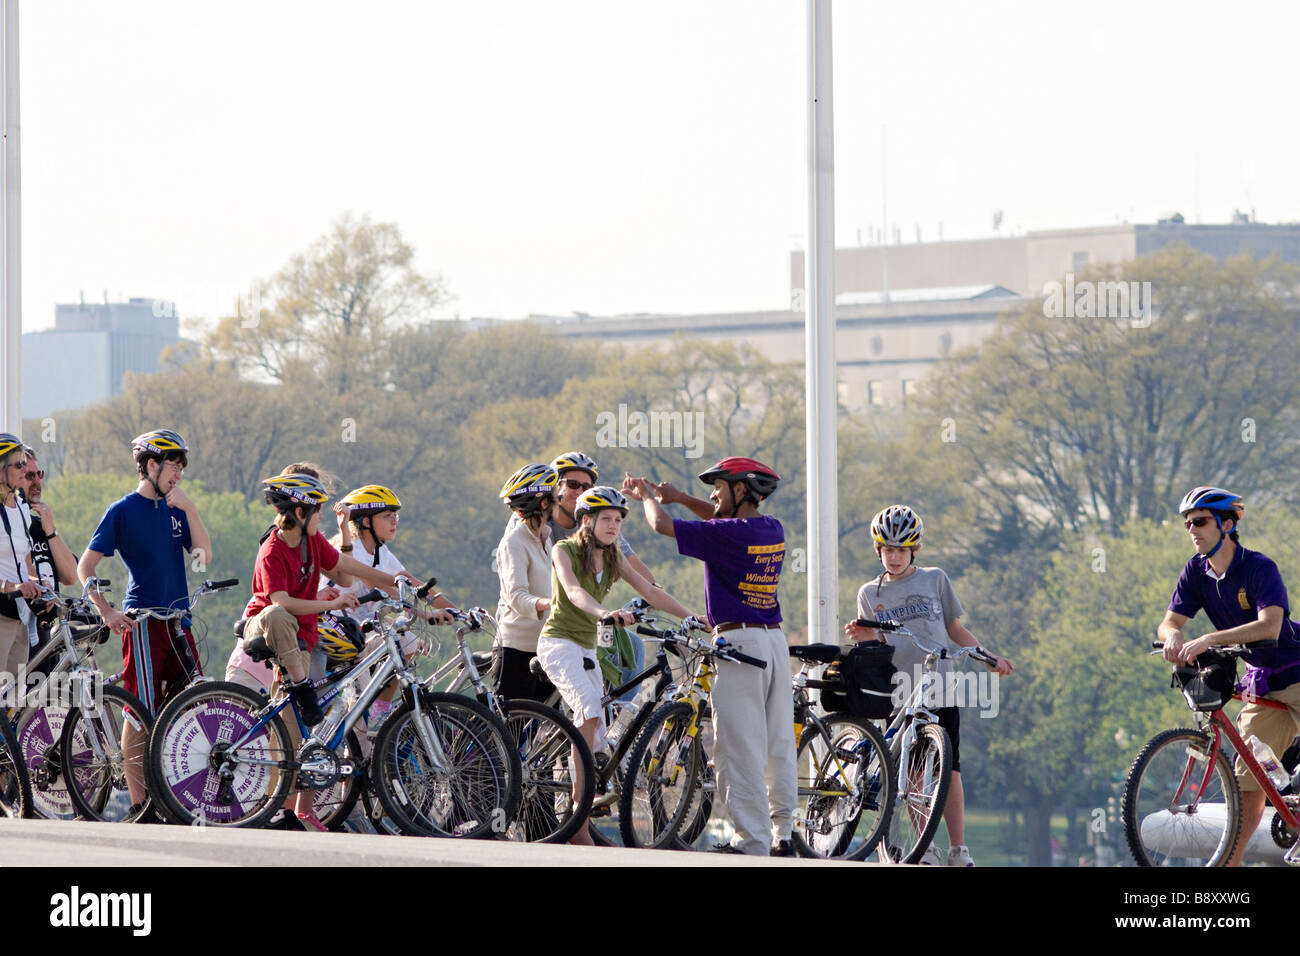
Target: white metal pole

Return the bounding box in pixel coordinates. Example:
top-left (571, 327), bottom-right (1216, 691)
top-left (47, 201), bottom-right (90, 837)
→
top-left (1, 0), bottom-right (20, 434)
top-left (805, 0), bottom-right (837, 644)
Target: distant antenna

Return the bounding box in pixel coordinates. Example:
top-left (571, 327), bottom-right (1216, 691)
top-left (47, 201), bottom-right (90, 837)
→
top-left (992, 210), bottom-right (1004, 233)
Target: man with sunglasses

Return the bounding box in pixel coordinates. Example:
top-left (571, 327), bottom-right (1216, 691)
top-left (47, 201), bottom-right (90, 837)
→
top-left (1159, 486), bottom-right (1300, 866)
top-left (545, 451), bottom-right (656, 584)
top-left (15, 448), bottom-right (80, 676)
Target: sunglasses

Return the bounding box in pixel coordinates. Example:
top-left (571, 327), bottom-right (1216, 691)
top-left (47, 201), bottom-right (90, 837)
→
top-left (561, 479), bottom-right (593, 492)
top-left (22, 469), bottom-right (44, 481)
top-left (1184, 516), bottom-right (1216, 529)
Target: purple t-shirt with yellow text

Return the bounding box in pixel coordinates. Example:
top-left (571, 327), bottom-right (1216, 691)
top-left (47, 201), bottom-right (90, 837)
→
top-left (674, 516), bottom-right (784, 627)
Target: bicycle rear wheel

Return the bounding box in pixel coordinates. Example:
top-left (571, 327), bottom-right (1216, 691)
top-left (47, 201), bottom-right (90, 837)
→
top-left (618, 701), bottom-right (704, 849)
top-left (60, 685), bottom-right (154, 822)
top-left (14, 704), bottom-right (77, 820)
top-left (879, 722), bottom-right (951, 864)
top-left (0, 715), bottom-right (31, 818)
top-left (501, 699), bottom-right (594, 844)
top-left (794, 715), bottom-right (895, 860)
top-left (147, 681), bottom-right (293, 828)
top-left (1121, 727), bottom-right (1241, 867)
top-left (372, 691), bottom-right (520, 838)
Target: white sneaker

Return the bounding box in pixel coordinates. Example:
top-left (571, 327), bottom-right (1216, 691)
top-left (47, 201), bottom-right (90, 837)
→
top-left (947, 845), bottom-right (975, 867)
top-left (919, 844), bottom-right (945, 865)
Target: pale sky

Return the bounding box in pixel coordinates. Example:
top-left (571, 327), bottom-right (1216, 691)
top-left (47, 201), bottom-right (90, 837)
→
top-left (17, 0), bottom-right (1300, 332)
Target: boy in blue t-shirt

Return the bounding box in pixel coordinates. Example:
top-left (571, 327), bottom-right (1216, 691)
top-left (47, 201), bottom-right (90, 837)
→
top-left (79, 430), bottom-right (213, 813)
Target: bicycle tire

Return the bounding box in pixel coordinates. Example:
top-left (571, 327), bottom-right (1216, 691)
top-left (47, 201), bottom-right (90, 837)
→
top-left (501, 699), bottom-right (595, 844)
top-left (0, 714), bottom-right (32, 819)
top-left (14, 704), bottom-right (77, 820)
top-left (60, 685), bottom-right (154, 822)
top-left (793, 714), bottom-right (895, 861)
top-left (618, 700), bottom-right (704, 849)
top-left (372, 691), bottom-right (521, 839)
top-left (146, 681), bottom-right (294, 828)
top-left (879, 722), bottom-right (951, 864)
top-left (1121, 727), bottom-right (1241, 867)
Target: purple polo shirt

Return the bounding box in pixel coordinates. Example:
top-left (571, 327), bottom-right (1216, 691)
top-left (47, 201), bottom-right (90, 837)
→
top-left (1168, 546), bottom-right (1300, 691)
top-left (674, 515), bottom-right (784, 628)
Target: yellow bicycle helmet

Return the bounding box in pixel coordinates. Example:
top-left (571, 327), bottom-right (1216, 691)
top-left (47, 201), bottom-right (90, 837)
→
top-left (262, 473), bottom-right (330, 508)
top-left (550, 451), bottom-right (598, 483)
top-left (341, 484), bottom-right (402, 515)
top-left (318, 616), bottom-right (366, 674)
top-left (575, 485), bottom-right (628, 518)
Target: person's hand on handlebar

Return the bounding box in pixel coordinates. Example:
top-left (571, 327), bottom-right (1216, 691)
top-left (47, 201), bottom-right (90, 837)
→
top-left (104, 608), bottom-right (134, 636)
top-left (602, 608), bottom-right (636, 627)
top-left (330, 591), bottom-right (361, 612)
top-left (1175, 634), bottom-right (1215, 665)
top-left (844, 620), bottom-right (885, 643)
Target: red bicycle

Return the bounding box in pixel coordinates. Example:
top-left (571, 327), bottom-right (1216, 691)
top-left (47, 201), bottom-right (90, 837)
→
top-left (1122, 642), bottom-right (1299, 867)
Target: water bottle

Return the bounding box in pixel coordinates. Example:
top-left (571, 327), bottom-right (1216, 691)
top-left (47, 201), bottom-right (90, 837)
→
top-left (605, 679), bottom-right (654, 749)
top-left (1245, 735), bottom-right (1290, 790)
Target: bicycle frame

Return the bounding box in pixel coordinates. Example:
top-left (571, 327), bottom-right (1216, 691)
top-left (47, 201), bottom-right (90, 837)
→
top-left (1201, 699), bottom-right (1299, 838)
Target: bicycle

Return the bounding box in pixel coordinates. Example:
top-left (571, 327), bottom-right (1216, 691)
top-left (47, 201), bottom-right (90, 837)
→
top-left (617, 620), bottom-right (764, 850)
top-left (858, 618), bottom-right (1000, 864)
top-left (148, 579), bottom-right (520, 837)
top-left (1122, 641), bottom-right (1300, 867)
top-left (4, 578), bottom-right (137, 821)
top-left (788, 642), bottom-right (896, 860)
top-left (423, 605), bottom-right (596, 844)
top-left (0, 698), bottom-right (30, 818)
top-left (56, 577), bottom-right (239, 822)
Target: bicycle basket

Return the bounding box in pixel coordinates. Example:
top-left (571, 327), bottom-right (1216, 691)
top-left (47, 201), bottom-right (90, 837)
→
top-left (820, 658), bottom-right (851, 713)
top-left (839, 642), bottom-right (898, 720)
top-left (1171, 649), bottom-right (1237, 713)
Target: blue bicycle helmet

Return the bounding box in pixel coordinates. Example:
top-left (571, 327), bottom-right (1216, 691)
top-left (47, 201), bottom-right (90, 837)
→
top-left (1177, 486), bottom-right (1243, 558)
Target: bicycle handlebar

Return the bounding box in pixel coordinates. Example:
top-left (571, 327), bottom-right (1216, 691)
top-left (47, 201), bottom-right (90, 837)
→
top-left (855, 618), bottom-right (901, 632)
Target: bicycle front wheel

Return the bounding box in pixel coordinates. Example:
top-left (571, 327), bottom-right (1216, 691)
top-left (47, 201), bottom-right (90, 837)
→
top-left (618, 701), bottom-right (704, 849)
top-left (372, 691), bottom-right (521, 839)
top-left (502, 700), bottom-right (594, 844)
top-left (794, 715), bottom-right (895, 861)
top-left (0, 714), bottom-right (32, 818)
top-left (147, 681), bottom-right (293, 828)
top-left (14, 704), bottom-right (78, 820)
top-left (879, 722), bottom-right (951, 864)
top-left (1121, 727), bottom-right (1241, 867)
top-left (60, 685), bottom-right (154, 822)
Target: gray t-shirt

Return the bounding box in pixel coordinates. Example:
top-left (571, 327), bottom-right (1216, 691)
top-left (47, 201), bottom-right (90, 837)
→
top-left (856, 567), bottom-right (963, 708)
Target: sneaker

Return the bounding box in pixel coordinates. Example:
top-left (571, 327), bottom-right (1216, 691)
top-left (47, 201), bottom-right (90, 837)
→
top-left (947, 845), bottom-right (975, 867)
top-left (919, 844), bottom-right (945, 865)
top-left (287, 679), bottom-right (325, 727)
top-left (770, 839), bottom-right (796, 858)
top-left (710, 842), bottom-right (746, 854)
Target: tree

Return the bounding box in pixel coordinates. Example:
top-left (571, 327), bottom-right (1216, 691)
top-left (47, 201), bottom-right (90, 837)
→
top-left (921, 245), bottom-right (1300, 542)
top-left (207, 213), bottom-right (450, 391)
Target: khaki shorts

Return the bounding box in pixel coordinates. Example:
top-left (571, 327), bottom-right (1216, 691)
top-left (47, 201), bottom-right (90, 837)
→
top-left (1236, 681), bottom-right (1300, 792)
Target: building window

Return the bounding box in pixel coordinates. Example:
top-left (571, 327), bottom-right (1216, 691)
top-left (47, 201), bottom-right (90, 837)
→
top-left (902, 379), bottom-right (920, 406)
top-left (868, 380), bottom-right (886, 407)
top-left (938, 331), bottom-right (953, 355)
top-left (870, 335), bottom-right (884, 356)
top-left (1073, 251), bottom-right (1089, 272)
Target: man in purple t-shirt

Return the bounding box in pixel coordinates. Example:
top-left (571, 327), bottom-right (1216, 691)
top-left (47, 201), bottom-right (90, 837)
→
top-left (624, 456), bottom-right (797, 856)
top-left (1159, 486), bottom-right (1300, 867)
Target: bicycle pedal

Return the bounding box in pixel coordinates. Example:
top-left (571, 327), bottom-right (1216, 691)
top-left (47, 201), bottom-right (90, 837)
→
top-left (592, 792), bottom-right (618, 810)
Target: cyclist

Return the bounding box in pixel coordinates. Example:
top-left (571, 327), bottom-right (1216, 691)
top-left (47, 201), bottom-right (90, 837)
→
top-left (494, 463), bottom-right (557, 702)
top-left (1159, 486), bottom-right (1300, 867)
top-left (326, 483), bottom-right (453, 721)
top-left (77, 429), bottom-right (212, 813)
top-left (0, 433), bottom-right (40, 690)
top-left (536, 485), bottom-right (697, 845)
top-left (243, 466), bottom-right (426, 831)
top-left (78, 429), bottom-right (212, 679)
top-left (845, 504), bottom-right (1013, 867)
top-left (624, 456), bottom-right (796, 857)
top-left (19, 447), bottom-right (82, 676)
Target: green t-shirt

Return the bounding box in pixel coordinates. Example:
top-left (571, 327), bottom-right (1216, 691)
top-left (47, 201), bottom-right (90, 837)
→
top-left (539, 538), bottom-right (616, 650)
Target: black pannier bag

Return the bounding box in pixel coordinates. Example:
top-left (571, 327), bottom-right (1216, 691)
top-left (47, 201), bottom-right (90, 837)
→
top-left (833, 642), bottom-right (898, 719)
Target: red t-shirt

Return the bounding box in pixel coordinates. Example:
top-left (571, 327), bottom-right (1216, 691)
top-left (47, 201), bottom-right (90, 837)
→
top-left (244, 531), bottom-right (341, 650)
